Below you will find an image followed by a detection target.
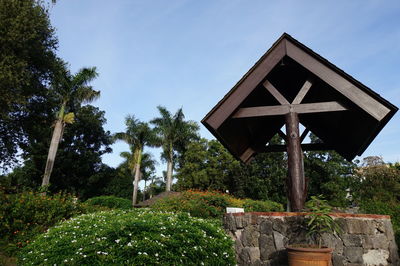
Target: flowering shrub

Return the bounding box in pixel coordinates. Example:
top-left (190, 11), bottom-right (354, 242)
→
top-left (85, 195), bottom-right (132, 210)
top-left (18, 209), bottom-right (236, 265)
top-left (152, 190), bottom-right (283, 218)
top-left (0, 188), bottom-right (84, 254)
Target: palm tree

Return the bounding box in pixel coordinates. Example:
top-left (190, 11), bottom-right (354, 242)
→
top-left (118, 151), bottom-right (157, 202)
top-left (150, 106), bottom-right (199, 191)
top-left (41, 67), bottom-right (100, 190)
top-left (114, 115), bottom-right (155, 205)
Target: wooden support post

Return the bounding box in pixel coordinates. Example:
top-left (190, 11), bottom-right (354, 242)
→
top-left (285, 111), bottom-right (306, 211)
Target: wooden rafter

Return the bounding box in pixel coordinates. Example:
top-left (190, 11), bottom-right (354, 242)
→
top-left (263, 80), bottom-right (290, 105)
top-left (232, 101), bottom-right (347, 118)
top-left (292, 79), bottom-right (313, 104)
top-left (278, 129), bottom-right (287, 142)
top-left (300, 128), bottom-right (310, 143)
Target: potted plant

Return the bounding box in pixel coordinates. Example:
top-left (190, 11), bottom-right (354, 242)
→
top-left (287, 195), bottom-right (342, 266)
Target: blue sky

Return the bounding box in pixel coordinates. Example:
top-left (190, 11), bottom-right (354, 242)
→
top-left (49, 0), bottom-right (400, 174)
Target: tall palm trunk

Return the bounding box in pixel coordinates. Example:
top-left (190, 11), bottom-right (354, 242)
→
top-left (166, 146), bottom-right (173, 191)
top-left (42, 102), bottom-right (66, 190)
top-left (132, 148), bottom-right (142, 206)
top-left (41, 118), bottom-right (64, 188)
top-left (142, 179), bottom-right (147, 201)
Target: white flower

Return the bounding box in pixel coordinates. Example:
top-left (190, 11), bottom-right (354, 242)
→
top-left (115, 239), bottom-right (120, 243)
top-left (155, 253), bottom-right (158, 257)
top-left (127, 242), bottom-right (132, 247)
top-left (71, 240), bottom-right (77, 243)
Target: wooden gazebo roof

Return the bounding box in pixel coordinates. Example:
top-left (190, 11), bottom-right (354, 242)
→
top-left (202, 33), bottom-right (397, 162)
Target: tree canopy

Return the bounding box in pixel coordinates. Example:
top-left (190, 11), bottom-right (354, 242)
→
top-left (0, 0), bottom-right (61, 169)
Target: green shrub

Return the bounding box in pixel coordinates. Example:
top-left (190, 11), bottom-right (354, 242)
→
top-left (152, 190), bottom-right (283, 218)
top-left (0, 188), bottom-right (85, 254)
top-left (85, 195), bottom-right (132, 210)
top-left (18, 209), bottom-right (236, 265)
top-left (242, 198), bottom-right (284, 212)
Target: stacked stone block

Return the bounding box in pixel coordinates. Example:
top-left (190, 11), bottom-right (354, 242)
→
top-left (224, 212), bottom-right (399, 266)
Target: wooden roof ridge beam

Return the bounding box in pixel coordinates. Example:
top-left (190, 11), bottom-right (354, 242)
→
top-left (292, 79), bottom-right (313, 104)
top-left (232, 101), bottom-right (348, 118)
top-left (263, 80), bottom-right (289, 105)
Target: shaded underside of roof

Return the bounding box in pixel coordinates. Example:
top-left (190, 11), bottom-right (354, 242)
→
top-left (202, 33), bottom-right (398, 162)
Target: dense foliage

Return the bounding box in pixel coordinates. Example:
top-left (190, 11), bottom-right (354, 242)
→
top-left (152, 190), bottom-right (283, 218)
top-left (85, 196), bottom-right (132, 210)
top-left (3, 105), bottom-right (114, 199)
top-left (0, 188), bottom-right (84, 254)
top-left (0, 0), bottom-right (60, 169)
top-left (351, 163), bottom-right (400, 247)
top-left (19, 209), bottom-right (236, 265)
top-left (176, 137), bottom-right (287, 204)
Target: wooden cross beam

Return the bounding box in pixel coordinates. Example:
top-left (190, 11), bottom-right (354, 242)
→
top-left (236, 78), bottom-right (338, 211)
top-left (232, 101), bottom-right (347, 118)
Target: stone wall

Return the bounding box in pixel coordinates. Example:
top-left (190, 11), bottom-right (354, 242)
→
top-left (224, 212), bottom-right (399, 266)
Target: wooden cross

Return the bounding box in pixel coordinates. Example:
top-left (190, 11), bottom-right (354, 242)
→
top-left (232, 78), bottom-right (348, 211)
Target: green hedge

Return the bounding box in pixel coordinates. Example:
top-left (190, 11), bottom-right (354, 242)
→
top-left (85, 195), bottom-right (132, 210)
top-left (18, 209), bottom-right (236, 265)
top-left (152, 190), bottom-right (283, 218)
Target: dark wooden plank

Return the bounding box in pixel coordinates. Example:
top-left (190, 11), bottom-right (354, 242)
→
top-left (300, 128), bottom-right (310, 143)
top-left (292, 79), bottom-right (313, 104)
top-left (263, 80), bottom-right (290, 105)
top-left (285, 112), bottom-right (305, 211)
top-left (232, 101), bottom-right (347, 118)
top-left (286, 40), bottom-right (390, 121)
top-left (240, 147), bottom-right (255, 163)
top-left (232, 105), bottom-right (289, 118)
top-left (205, 40), bottom-right (287, 129)
top-left (293, 101), bottom-right (347, 114)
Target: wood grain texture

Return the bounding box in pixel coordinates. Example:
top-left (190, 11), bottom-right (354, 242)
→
top-left (232, 101), bottom-right (347, 118)
top-left (292, 79), bottom-right (313, 104)
top-left (263, 80), bottom-right (290, 105)
top-left (206, 40), bottom-right (286, 129)
top-left (286, 40), bottom-right (390, 121)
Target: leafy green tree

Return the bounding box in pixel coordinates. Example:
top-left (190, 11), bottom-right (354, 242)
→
top-left (150, 106), bottom-right (199, 191)
top-left (352, 163), bottom-right (400, 204)
top-left (176, 136), bottom-right (287, 203)
top-left (41, 67), bottom-right (100, 190)
top-left (4, 105), bottom-right (114, 198)
top-left (114, 115), bottom-right (155, 205)
top-left (0, 0), bottom-right (60, 169)
top-left (303, 134), bottom-right (356, 207)
top-left (117, 150), bottom-right (157, 202)
top-left (176, 138), bottom-right (239, 192)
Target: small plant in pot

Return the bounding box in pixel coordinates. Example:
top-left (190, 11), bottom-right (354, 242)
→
top-left (287, 195), bottom-right (342, 266)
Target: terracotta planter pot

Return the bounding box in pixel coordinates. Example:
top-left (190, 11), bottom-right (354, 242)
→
top-left (287, 246), bottom-right (332, 266)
